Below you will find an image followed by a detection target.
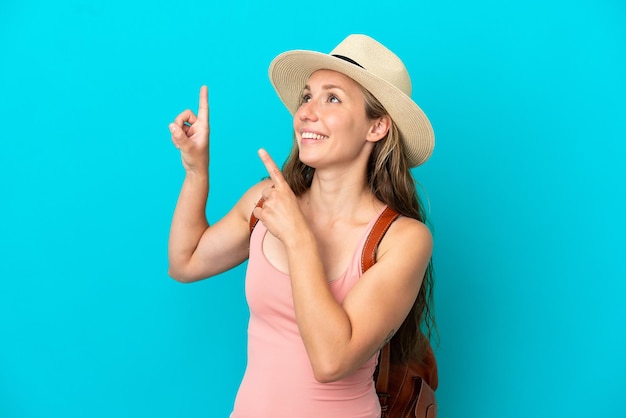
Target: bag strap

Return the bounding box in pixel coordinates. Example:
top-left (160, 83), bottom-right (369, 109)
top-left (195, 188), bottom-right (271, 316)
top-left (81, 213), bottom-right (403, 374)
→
top-left (360, 207), bottom-right (400, 400)
top-left (376, 341), bottom-right (392, 407)
top-left (361, 206), bottom-right (400, 274)
top-left (249, 196), bottom-right (265, 234)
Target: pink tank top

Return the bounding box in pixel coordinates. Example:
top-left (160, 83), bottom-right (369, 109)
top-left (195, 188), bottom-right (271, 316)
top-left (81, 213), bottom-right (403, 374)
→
top-left (230, 207), bottom-right (388, 418)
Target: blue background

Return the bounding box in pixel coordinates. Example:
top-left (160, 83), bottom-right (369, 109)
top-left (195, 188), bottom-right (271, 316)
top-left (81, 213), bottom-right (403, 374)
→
top-left (1, 0), bottom-right (625, 417)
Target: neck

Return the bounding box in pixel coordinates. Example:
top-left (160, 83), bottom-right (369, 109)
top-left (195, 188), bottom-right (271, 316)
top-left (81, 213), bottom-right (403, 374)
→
top-left (303, 165), bottom-right (380, 222)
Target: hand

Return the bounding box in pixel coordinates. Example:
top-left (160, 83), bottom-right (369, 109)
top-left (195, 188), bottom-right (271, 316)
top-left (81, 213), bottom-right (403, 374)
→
top-left (169, 86), bottom-right (210, 172)
top-left (253, 149), bottom-right (308, 244)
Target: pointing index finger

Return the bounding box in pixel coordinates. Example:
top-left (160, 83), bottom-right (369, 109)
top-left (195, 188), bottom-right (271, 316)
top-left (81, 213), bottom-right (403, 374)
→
top-left (198, 85), bottom-right (209, 122)
top-left (258, 148), bottom-right (286, 186)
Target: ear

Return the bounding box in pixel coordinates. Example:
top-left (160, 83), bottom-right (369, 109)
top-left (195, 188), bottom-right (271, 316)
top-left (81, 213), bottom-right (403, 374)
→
top-left (366, 115), bottom-right (391, 143)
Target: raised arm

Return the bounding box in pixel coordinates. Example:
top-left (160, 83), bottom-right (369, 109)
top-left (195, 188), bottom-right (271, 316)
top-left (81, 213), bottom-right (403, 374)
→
top-left (167, 86), bottom-right (258, 282)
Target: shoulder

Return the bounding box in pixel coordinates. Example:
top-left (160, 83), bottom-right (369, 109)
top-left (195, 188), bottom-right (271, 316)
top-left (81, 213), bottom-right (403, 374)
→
top-left (241, 178), bottom-right (273, 202)
top-left (377, 216), bottom-right (433, 264)
top-left (389, 216), bottom-right (432, 241)
top-left (234, 178), bottom-right (274, 221)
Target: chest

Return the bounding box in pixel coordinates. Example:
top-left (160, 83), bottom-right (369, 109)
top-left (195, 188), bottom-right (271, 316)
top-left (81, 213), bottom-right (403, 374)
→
top-left (261, 221), bottom-right (367, 281)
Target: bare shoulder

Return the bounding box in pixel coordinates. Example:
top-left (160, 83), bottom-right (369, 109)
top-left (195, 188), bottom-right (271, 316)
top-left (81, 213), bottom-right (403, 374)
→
top-left (234, 178), bottom-right (274, 221)
top-left (389, 216), bottom-right (432, 242)
top-left (377, 216), bottom-right (433, 263)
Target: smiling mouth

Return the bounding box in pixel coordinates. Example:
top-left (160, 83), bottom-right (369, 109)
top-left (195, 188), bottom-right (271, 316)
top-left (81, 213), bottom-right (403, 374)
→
top-left (301, 132), bottom-right (328, 141)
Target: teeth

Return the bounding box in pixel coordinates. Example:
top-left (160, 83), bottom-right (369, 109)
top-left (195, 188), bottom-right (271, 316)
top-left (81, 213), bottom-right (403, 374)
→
top-left (301, 132), bottom-right (328, 140)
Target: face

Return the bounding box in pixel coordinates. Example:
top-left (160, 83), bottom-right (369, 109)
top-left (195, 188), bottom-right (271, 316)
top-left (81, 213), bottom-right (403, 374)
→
top-left (293, 69), bottom-right (388, 169)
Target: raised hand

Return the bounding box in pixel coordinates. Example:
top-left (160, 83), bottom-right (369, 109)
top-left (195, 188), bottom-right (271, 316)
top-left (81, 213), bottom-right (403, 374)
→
top-left (169, 86), bottom-right (210, 172)
top-left (253, 149), bottom-right (308, 245)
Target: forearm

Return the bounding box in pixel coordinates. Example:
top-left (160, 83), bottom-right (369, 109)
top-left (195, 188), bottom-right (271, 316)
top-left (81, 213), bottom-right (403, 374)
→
top-left (287, 234), bottom-right (355, 382)
top-left (168, 170), bottom-right (210, 280)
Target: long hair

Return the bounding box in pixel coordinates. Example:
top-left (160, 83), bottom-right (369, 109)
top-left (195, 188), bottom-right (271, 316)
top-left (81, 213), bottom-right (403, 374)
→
top-left (281, 87), bottom-right (437, 363)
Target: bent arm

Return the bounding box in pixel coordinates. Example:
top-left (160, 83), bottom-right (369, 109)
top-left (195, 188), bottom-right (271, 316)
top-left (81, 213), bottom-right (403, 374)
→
top-left (167, 86), bottom-right (261, 282)
top-left (168, 179), bottom-right (271, 282)
top-left (251, 150), bottom-right (433, 382)
top-left (288, 218), bottom-right (433, 382)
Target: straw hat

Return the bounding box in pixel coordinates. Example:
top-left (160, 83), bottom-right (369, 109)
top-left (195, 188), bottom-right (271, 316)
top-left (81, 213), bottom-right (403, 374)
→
top-left (268, 34), bottom-right (434, 167)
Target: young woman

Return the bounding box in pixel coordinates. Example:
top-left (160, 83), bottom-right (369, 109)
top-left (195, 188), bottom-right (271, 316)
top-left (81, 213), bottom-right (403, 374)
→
top-left (168, 34), bottom-right (436, 418)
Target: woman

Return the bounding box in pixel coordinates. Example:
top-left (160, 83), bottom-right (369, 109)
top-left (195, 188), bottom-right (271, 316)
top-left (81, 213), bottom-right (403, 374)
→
top-left (168, 34), bottom-right (435, 418)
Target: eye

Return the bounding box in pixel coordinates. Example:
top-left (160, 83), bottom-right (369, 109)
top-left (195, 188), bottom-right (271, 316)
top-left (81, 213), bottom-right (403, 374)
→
top-left (299, 93), bottom-right (312, 105)
top-left (328, 94), bottom-right (341, 103)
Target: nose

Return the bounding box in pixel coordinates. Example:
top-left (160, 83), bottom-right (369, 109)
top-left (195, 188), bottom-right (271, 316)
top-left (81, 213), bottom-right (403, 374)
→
top-left (295, 99), bottom-right (319, 122)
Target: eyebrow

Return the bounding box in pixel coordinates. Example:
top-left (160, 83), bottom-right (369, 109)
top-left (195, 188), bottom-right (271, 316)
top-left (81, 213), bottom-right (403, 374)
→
top-left (303, 84), bottom-right (347, 92)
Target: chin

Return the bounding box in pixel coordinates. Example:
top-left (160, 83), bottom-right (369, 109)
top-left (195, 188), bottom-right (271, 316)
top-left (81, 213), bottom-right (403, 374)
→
top-left (297, 150), bottom-right (322, 168)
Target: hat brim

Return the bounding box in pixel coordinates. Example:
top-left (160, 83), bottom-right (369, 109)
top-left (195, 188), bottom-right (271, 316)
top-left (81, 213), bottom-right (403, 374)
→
top-left (269, 50), bottom-right (434, 167)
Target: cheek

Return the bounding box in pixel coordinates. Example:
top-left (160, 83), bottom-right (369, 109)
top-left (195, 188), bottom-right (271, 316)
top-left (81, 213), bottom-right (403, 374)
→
top-left (323, 112), bottom-right (353, 133)
top-left (293, 117), bottom-right (305, 141)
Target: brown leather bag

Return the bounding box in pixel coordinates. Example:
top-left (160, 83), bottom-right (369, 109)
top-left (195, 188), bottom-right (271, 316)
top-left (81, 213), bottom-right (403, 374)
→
top-left (374, 343), bottom-right (438, 418)
top-left (250, 202), bottom-right (438, 417)
top-left (362, 207), bottom-right (438, 418)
